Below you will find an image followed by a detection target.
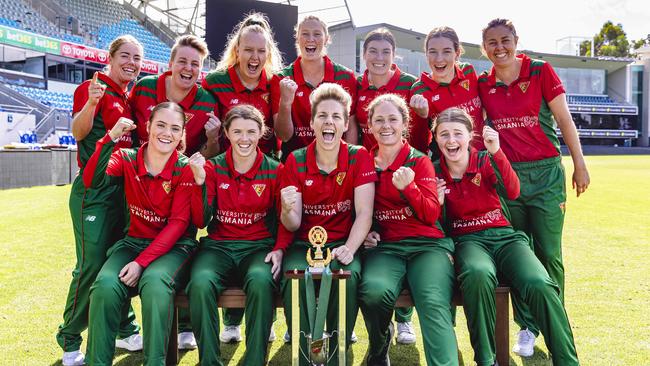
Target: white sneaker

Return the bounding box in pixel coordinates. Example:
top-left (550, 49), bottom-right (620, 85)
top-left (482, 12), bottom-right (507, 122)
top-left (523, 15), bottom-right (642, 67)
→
top-left (115, 333), bottom-right (143, 351)
top-left (512, 329), bottom-right (535, 357)
top-left (268, 327), bottom-right (277, 342)
top-left (395, 322), bottom-right (416, 345)
top-left (62, 350), bottom-right (85, 366)
top-left (283, 330), bottom-right (291, 343)
top-left (350, 330), bottom-right (358, 343)
top-left (220, 325), bottom-right (242, 343)
top-left (178, 331), bottom-right (197, 350)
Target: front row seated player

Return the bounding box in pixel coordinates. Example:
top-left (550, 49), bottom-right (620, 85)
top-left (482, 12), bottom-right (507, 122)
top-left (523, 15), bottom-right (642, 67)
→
top-left (83, 102), bottom-right (199, 365)
top-left (433, 107), bottom-right (579, 366)
top-left (186, 105), bottom-right (284, 366)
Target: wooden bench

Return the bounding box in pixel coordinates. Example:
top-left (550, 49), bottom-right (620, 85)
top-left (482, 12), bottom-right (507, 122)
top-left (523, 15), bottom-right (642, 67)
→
top-left (167, 286), bottom-right (510, 365)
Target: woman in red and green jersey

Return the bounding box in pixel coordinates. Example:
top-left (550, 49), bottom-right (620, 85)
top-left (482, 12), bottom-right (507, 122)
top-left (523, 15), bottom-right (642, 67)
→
top-left (410, 27), bottom-right (484, 156)
top-left (201, 13), bottom-right (284, 157)
top-left (278, 83), bottom-right (376, 365)
top-left (433, 107), bottom-right (579, 366)
top-left (478, 19), bottom-right (590, 355)
top-left (57, 35), bottom-right (143, 366)
top-left (185, 104), bottom-right (283, 365)
top-left (131, 35), bottom-right (217, 157)
top-left (271, 15), bottom-right (358, 158)
top-left (83, 102), bottom-right (199, 365)
top-left (355, 28), bottom-right (416, 152)
top-left (358, 94), bottom-right (457, 366)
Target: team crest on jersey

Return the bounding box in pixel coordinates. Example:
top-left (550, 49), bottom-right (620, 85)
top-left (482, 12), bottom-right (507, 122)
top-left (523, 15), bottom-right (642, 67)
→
top-left (252, 183), bottom-right (266, 197)
top-left (518, 81), bottom-right (530, 93)
top-left (184, 112), bottom-right (194, 123)
top-left (162, 180), bottom-right (172, 194)
top-left (336, 172), bottom-right (346, 186)
top-left (460, 79), bottom-right (470, 91)
top-left (261, 93), bottom-right (270, 103)
top-left (471, 173), bottom-right (481, 187)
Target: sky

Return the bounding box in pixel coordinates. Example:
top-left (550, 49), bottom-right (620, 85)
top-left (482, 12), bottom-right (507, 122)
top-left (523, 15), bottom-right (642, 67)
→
top-left (298, 0), bottom-right (650, 54)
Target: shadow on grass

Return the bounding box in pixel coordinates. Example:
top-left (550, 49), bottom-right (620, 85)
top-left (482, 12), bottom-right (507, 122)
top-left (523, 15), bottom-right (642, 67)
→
top-left (113, 349), bottom-right (143, 365)
top-left (520, 346), bottom-right (550, 365)
top-left (220, 340), bottom-right (243, 364)
top-left (269, 343), bottom-right (355, 365)
top-left (389, 342), bottom-right (420, 365)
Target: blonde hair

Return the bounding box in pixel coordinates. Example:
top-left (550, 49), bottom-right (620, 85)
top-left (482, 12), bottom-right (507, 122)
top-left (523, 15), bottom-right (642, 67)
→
top-left (294, 15), bottom-right (331, 55)
top-left (216, 12), bottom-right (283, 76)
top-left (366, 94), bottom-right (411, 138)
top-left (108, 35), bottom-right (143, 57)
top-left (425, 26), bottom-right (464, 55)
top-left (222, 104), bottom-right (267, 137)
top-left (170, 34), bottom-right (209, 62)
top-left (309, 83), bottom-right (351, 123)
top-left (432, 107), bottom-right (474, 135)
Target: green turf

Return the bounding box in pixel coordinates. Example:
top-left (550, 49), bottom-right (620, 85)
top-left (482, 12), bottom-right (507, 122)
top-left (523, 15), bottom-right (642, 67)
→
top-left (1, 155), bottom-right (649, 365)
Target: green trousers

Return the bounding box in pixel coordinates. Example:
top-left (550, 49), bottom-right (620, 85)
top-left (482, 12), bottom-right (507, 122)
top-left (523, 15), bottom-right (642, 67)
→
top-left (57, 175), bottom-right (139, 352)
top-left (359, 238), bottom-right (458, 366)
top-left (281, 241), bottom-right (360, 366)
top-left (86, 236), bottom-right (195, 366)
top-left (186, 238), bottom-right (276, 366)
top-left (507, 157), bottom-right (567, 335)
top-left (456, 227), bottom-right (578, 366)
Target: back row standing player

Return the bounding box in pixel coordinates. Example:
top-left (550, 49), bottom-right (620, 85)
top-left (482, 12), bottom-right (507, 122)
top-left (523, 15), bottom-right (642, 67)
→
top-left (271, 15), bottom-right (358, 159)
top-left (478, 18), bottom-right (590, 356)
top-left (353, 27), bottom-right (420, 345)
top-left (202, 13), bottom-right (284, 158)
top-left (410, 26), bottom-right (484, 156)
top-left (57, 36), bottom-right (144, 366)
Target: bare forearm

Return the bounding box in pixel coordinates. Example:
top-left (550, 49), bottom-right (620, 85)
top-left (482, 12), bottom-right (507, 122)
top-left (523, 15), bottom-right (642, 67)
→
top-left (201, 139), bottom-right (221, 159)
top-left (274, 104), bottom-right (294, 142)
top-left (344, 210), bottom-right (372, 252)
top-left (71, 103), bottom-right (97, 140)
top-left (344, 115), bottom-right (359, 145)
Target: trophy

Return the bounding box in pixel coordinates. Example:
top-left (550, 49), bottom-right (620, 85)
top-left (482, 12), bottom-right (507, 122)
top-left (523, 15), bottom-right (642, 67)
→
top-left (287, 226), bottom-right (349, 366)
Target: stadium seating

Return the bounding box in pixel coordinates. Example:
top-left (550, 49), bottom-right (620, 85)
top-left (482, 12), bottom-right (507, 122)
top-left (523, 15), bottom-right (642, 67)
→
top-left (9, 85), bottom-right (73, 112)
top-left (0, 0), bottom-right (85, 44)
top-left (567, 94), bottom-right (623, 106)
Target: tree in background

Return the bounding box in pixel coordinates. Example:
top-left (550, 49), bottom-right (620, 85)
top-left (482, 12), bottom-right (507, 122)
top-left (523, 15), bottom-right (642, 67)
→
top-left (632, 34), bottom-right (650, 51)
top-left (580, 21), bottom-right (631, 57)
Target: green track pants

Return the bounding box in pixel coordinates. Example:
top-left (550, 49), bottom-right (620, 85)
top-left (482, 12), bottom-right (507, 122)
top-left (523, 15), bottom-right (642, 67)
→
top-left (56, 175), bottom-right (139, 352)
top-left (186, 238), bottom-right (276, 366)
top-left (507, 157), bottom-right (567, 335)
top-left (455, 227), bottom-right (578, 366)
top-left (359, 239), bottom-right (458, 366)
top-left (86, 236), bottom-right (195, 366)
top-left (281, 241), bottom-right (360, 366)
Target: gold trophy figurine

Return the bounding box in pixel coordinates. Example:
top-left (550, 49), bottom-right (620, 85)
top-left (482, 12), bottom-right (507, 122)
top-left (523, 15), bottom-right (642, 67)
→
top-left (306, 226), bottom-right (331, 273)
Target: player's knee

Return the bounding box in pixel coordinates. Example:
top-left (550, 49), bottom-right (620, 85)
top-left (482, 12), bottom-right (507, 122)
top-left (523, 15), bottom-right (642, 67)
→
top-left (458, 263), bottom-right (496, 291)
top-left (359, 279), bottom-right (393, 308)
top-left (90, 274), bottom-right (123, 302)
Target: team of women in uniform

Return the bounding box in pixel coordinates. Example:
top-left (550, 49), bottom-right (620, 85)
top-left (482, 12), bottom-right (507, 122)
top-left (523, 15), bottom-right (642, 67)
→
top-left (55, 11), bottom-right (590, 366)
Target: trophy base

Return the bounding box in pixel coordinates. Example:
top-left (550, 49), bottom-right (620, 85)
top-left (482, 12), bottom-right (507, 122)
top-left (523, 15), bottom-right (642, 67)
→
top-left (307, 334), bottom-right (330, 366)
top-left (308, 266), bottom-right (326, 274)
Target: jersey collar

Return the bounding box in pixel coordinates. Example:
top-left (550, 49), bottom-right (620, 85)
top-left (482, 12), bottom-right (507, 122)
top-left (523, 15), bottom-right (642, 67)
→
top-left (306, 140), bottom-right (349, 175)
top-left (225, 146), bottom-right (264, 179)
top-left (371, 140), bottom-right (411, 172)
top-left (136, 143), bottom-right (179, 180)
top-left (156, 70), bottom-right (198, 110)
top-left (228, 65), bottom-right (269, 93)
top-left (97, 72), bottom-right (128, 99)
top-left (293, 56), bottom-right (335, 88)
top-left (360, 64), bottom-right (402, 91)
top-left (419, 63), bottom-right (466, 90)
top-left (438, 146), bottom-right (479, 181)
top-left (487, 53), bottom-right (530, 87)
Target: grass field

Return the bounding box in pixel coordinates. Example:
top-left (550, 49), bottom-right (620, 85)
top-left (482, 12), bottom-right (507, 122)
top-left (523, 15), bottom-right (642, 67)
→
top-left (1, 155), bottom-right (649, 365)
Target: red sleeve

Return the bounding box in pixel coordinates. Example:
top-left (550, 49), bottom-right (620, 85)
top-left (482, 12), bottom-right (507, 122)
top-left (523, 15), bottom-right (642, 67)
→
top-left (270, 74), bottom-right (282, 116)
top-left (280, 153), bottom-right (302, 192)
top-left (352, 147), bottom-right (378, 187)
top-left (73, 80), bottom-right (100, 116)
top-left (200, 76), bottom-right (210, 91)
top-left (273, 222), bottom-right (295, 252)
top-left (345, 74), bottom-right (358, 116)
top-left (190, 160), bottom-right (216, 229)
top-left (400, 157), bottom-right (441, 226)
top-left (541, 62), bottom-right (566, 103)
top-left (135, 166), bottom-right (194, 267)
top-left (491, 149), bottom-right (520, 200)
top-left (82, 134), bottom-right (124, 188)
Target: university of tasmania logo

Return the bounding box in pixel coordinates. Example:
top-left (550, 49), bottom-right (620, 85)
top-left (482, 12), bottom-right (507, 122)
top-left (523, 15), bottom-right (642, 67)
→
top-left (460, 79), bottom-right (470, 91)
top-left (162, 180), bottom-right (172, 194)
top-left (336, 172), bottom-right (346, 186)
top-left (471, 173), bottom-right (481, 187)
top-left (518, 81), bottom-right (530, 93)
top-left (253, 183), bottom-right (266, 197)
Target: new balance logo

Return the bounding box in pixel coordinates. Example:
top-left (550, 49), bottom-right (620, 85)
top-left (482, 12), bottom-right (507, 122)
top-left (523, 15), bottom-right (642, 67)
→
top-left (230, 99), bottom-right (239, 104)
top-left (305, 179), bottom-right (313, 186)
top-left (84, 215), bottom-right (96, 222)
top-left (297, 91), bottom-right (304, 97)
top-left (432, 95), bottom-right (440, 102)
top-left (219, 183), bottom-right (230, 189)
